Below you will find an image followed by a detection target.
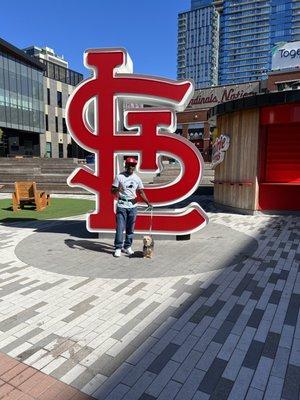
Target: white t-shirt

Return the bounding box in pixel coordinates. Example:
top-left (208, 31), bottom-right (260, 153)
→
top-left (112, 172), bottom-right (144, 208)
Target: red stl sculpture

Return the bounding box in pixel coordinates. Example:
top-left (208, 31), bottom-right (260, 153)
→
top-left (66, 48), bottom-right (208, 235)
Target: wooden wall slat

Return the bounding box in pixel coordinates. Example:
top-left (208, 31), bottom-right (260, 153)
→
top-left (214, 109), bottom-right (260, 211)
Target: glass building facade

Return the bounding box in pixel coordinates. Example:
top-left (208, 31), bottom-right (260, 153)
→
top-left (0, 41), bottom-right (45, 156)
top-left (0, 52), bottom-right (44, 133)
top-left (177, 2), bottom-right (219, 88)
top-left (178, 0), bottom-right (300, 86)
top-left (24, 46), bottom-right (83, 86)
top-left (40, 60), bottom-right (82, 86)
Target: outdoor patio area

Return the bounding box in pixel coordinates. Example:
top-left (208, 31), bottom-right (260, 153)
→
top-left (0, 194), bottom-right (299, 400)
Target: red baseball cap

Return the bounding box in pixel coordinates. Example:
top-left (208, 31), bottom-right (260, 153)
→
top-left (125, 157), bottom-right (138, 165)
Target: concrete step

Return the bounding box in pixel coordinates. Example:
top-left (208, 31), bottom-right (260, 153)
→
top-left (0, 167), bottom-right (76, 174)
top-left (161, 162), bottom-right (213, 170)
top-left (0, 168), bottom-right (42, 174)
top-left (156, 171), bottom-right (214, 179)
top-left (153, 161), bottom-right (214, 186)
top-left (153, 178), bottom-right (213, 186)
top-left (0, 158), bottom-right (88, 194)
top-left (1, 182), bottom-right (88, 194)
top-left (0, 174), bottom-right (71, 183)
top-left (0, 157), bottom-right (78, 164)
top-left (40, 167), bottom-right (76, 173)
top-left (154, 171), bottom-right (213, 184)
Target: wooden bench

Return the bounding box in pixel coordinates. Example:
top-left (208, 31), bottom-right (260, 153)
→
top-left (12, 182), bottom-right (50, 212)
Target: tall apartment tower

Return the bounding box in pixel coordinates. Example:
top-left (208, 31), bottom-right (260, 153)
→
top-left (177, 0), bottom-right (219, 88)
top-left (219, 0), bottom-right (300, 85)
top-left (178, 0), bottom-right (300, 87)
top-left (23, 46), bottom-right (83, 158)
top-left (292, 0), bottom-right (300, 40)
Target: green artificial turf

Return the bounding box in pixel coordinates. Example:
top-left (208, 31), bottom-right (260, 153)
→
top-left (0, 198), bottom-right (95, 223)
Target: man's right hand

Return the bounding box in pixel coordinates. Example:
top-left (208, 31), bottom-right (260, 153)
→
top-left (111, 186), bottom-right (119, 195)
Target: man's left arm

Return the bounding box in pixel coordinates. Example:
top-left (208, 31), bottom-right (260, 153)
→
top-left (137, 189), bottom-right (152, 208)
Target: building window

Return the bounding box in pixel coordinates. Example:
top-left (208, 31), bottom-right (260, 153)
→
top-left (43, 60), bottom-right (83, 85)
top-left (55, 116), bottom-right (59, 132)
top-left (57, 91), bottom-right (62, 108)
top-left (46, 142), bottom-right (52, 158)
top-left (62, 117), bottom-right (67, 133)
top-left (59, 143), bottom-right (64, 158)
top-left (47, 88), bottom-right (50, 105)
top-left (45, 114), bottom-right (49, 131)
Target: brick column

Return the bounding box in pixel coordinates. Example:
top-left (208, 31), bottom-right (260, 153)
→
top-left (182, 124), bottom-right (189, 139)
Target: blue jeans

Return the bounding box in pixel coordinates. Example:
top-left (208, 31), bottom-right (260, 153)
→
top-left (114, 206), bottom-right (138, 250)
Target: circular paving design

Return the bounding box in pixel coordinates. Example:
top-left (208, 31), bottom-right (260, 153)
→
top-left (15, 221), bottom-right (258, 279)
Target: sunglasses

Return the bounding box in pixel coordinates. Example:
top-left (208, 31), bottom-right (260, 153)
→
top-left (126, 163), bottom-right (136, 167)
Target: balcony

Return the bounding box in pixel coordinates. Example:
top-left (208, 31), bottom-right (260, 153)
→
top-left (227, 14), bottom-right (269, 22)
top-left (226, 6), bottom-right (270, 17)
top-left (227, 31), bottom-right (269, 40)
top-left (178, 20), bottom-right (187, 27)
top-left (213, 0), bottom-right (224, 11)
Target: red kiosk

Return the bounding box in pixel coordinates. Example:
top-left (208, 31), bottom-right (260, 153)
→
top-left (210, 90), bottom-right (300, 213)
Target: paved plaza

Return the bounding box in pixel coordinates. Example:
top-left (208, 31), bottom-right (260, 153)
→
top-left (0, 195), bottom-right (299, 399)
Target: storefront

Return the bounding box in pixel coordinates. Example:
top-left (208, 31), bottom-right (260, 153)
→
top-left (210, 90), bottom-right (300, 212)
top-left (4, 128), bottom-right (41, 157)
top-left (177, 82), bottom-right (260, 161)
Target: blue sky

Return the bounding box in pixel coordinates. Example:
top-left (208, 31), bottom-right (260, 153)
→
top-left (2, 0), bottom-right (190, 79)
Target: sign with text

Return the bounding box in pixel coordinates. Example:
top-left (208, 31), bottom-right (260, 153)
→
top-left (66, 48), bottom-right (208, 235)
top-left (211, 134), bottom-right (230, 169)
top-left (272, 41), bottom-right (300, 70)
top-left (188, 82), bottom-right (260, 110)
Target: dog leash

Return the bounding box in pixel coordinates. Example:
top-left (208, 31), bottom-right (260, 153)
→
top-left (145, 205), bottom-right (153, 235)
top-left (149, 206), bottom-right (153, 235)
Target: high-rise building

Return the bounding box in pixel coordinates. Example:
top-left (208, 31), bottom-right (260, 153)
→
top-left (219, 0), bottom-right (300, 85)
top-left (178, 0), bottom-right (300, 87)
top-left (219, 0), bottom-right (271, 84)
top-left (23, 46), bottom-right (83, 158)
top-left (292, 0), bottom-right (300, 40)
top-left (177, 0), bottom-right (219, 88)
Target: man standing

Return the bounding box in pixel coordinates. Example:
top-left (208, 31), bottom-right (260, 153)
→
top-left (111, 157), bottom-right (152, 257)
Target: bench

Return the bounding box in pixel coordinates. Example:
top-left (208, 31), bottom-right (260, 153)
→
top-left (12, 182), bottom-right (50, 212)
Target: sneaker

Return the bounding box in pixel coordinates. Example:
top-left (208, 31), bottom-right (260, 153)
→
top-left (114, 249), bottom-right (121, 257)
top-left (124, 247), bottom-right (134, 255)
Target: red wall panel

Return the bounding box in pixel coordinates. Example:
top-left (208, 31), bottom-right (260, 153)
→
top-left (259, 103), bottom-right (300, 211)
top-left (261, 103), bottom-right (300, 125)
top-left (259, 184), bottom-right (300, 211)
top-left (265, 125), bottom-right (300, 183)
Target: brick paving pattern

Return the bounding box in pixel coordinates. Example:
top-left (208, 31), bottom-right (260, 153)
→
top-left (0, 351), bottom-right (92, 399)
top-left (0, 194), bottom-right (299, 399)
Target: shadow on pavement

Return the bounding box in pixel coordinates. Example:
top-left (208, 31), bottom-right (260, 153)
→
top-left (65, 239), bottom-right (114, 255)
top-left (0, 195), bottom-right (222, 227)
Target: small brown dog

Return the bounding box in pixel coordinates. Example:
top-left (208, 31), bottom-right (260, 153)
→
top-left (143, 235), bottom-right (154, 258)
